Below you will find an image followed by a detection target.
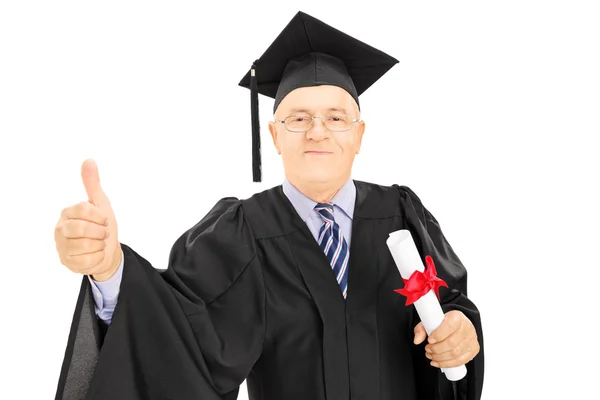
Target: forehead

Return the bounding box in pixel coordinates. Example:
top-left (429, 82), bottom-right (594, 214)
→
top-left (276, 85), bottom-right (357, 114)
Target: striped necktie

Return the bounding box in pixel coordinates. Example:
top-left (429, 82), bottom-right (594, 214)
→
top-left (315, 202), bottom-right (350, 299)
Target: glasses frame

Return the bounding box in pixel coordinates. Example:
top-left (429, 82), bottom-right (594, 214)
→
top-left (273, 114), bottom-right (361, 133)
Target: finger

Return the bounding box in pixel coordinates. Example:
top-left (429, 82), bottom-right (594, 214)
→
top-left (65, 248), bottom-right (106, 272)
top-left (428, 310), bottom-right (462, 344)
top-left (413, 322), bottom-right (427, 345)
top-left (66, 238), bottom-right (106, 257)
top-left (61, 202), bottom-right (108, 226)
top-left (427, 333), bottom-right (473, 362)
top-left (430, 349), bottom-right (474, 369)
top-left (81, 159), bottom-right (110, 209)
top-left (61, 219), bottom-right (109, 240)
top-left (425, 328), bottom-right (470, 355)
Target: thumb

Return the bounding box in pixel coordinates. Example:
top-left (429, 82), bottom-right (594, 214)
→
top-left (413, 322), bottom-right (427, 345)
top-left (81, 159), bottom-right (110, 208)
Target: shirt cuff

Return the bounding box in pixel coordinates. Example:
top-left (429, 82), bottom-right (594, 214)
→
top-left (88, 248), bottom-right (124, 314)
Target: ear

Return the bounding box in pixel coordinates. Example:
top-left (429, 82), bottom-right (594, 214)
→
top-left (268, 120), bottom-right (281, 155)
top-left (355, 120), bottom-right (366, 154)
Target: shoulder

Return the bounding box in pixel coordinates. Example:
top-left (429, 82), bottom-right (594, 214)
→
top-left (166, 196), bottom-right (257, 304)
top-left (240, 185), bottom-right (302, 239)
top-left (178, 182), bottom-right (287, 247)
top-left (353, 179), bottom-right (427, 219)
top-left (180, 197), bottom-right (248, 246)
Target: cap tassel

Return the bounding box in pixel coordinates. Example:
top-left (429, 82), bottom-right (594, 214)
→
top-left (250, 60), bottom-right (261, 182)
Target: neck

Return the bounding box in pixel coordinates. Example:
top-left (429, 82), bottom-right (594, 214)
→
top-left (287, 174), bottom-right (350, 203)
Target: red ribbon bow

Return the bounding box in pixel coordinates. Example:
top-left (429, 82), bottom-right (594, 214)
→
top-left (394, 255), bottom-right (448, 306)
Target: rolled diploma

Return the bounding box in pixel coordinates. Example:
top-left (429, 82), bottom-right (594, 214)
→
top-left (386, 229), bottom-right (467, 381)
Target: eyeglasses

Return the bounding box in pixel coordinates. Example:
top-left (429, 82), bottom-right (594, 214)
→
top-left (274, 114), bottom-right (360, 133)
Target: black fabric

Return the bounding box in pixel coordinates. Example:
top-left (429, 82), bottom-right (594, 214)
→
top-left (250, 61), bottom-right (261, 182)
top-left (55, 181), bottom-right (484, 400)
top-left (238, 11), bottom-right (399, 111)
top-left (274, 52), bottom-right (360, 113)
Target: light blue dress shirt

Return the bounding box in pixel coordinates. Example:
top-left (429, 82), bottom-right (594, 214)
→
top-left (88, 178), bottom-right (356, 325)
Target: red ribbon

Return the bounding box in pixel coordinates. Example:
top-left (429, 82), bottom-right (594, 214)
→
top-left (394, 255), bottom-right (448, 306)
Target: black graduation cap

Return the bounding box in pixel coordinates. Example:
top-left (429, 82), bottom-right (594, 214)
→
top-left (239, 11), bottom-right (399, 182)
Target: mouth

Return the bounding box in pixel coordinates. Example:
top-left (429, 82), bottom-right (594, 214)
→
top-left (305, 151), bottom-right (333, 155)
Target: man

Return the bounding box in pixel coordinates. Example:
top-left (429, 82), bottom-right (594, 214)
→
top-left (54, 11), bottom-right (484, 400)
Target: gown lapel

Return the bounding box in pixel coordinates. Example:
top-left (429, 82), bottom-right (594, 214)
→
top-left (344, 181), bottom-right (381, 400)
top-left (279, 181), bottom-right (381, 400)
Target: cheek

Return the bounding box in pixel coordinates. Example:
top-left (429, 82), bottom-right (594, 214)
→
top-left (279, 136), bottom-right (304, 161)
top-left (336, 135), bottom-right (359, 155)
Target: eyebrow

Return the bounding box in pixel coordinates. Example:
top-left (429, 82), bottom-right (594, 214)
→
top-left (289, 107), bottom-right (349, 114)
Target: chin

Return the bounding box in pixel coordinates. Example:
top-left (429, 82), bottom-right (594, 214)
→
top-left (299, 169), bottom-right (337, 184)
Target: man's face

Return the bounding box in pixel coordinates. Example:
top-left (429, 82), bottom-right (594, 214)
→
top-left (268, 85), bottom-right (365, 185)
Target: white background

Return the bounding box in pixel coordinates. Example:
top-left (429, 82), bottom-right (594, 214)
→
top-left (1, 1), bottom-right (599, 399)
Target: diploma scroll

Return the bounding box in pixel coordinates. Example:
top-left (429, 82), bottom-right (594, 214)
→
top-left (386, 229), bottom-right (467, 381)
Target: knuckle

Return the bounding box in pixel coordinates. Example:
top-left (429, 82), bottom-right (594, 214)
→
top-left (460, 352), bottom-right (471, 364)
top-left (60, 220), bottom-right (73, 237)
top-left (449, 311), bottom-right (463, 328)
top-left (60, 206), bottom-right (69, 220)
top-left (78, 202), bottom-right (92, 218)
top-left (452, 347), bottom-right (461, 357)
top-left (54, 226), bottom-right (63, 242)
top-left (465, 332), bottom-right (476, 345)
top-left (80, 221), bottom-right (91, 237)
top-left (79, 221), bottom-right (90, 237)
top-left (99, 226), bottom-right (108, 240)
top-left (60, 253), bottom-right (75, 270)
top-left (67, 253), bottom-right (80, 267)
top-left (54, 220), bottom-right (62, 233)
top-left (82, 239), bottom-right (95, 251)
top-left (74, 201), bottom-right (85, 213)
top-left (446, 336), bottom-right (457, 349)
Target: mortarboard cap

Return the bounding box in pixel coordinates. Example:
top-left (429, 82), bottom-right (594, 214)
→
top-left (239, 11), bottom-right (399, 182)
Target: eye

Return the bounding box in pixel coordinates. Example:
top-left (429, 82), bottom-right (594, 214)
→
top-left (327, 115), bottom-right (350, 123)
top-left (287, 115), bottom-right (310, 122)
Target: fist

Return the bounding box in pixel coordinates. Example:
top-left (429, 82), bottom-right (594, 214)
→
top-left (54, 159), bottom-right (121, 281)
top-left (413, 310), bottom-right (480, 369)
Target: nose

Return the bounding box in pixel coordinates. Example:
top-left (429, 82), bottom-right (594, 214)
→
top-left (305, 117), bottom-right (329, 141)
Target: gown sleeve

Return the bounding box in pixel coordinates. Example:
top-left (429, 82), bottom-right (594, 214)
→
top-left (55, 198), bottom-right (266, 400)
top-left (396, 185), bottom-right (485, 400)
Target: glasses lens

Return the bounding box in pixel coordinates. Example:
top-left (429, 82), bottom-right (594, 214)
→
top-left (285, 116), bottom-right (312, 132)
top-left (325, 115), bottom-right (353, 131)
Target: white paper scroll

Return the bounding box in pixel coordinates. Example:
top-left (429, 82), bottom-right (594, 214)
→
top-left (386, 229), bottom-right (467, 381)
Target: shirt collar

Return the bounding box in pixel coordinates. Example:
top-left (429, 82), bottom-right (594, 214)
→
top-left (282, 178), bottom-right (356, 222)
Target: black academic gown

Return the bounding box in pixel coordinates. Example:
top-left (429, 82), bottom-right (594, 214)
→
top-left (55, 181), bottom-right (484, 400)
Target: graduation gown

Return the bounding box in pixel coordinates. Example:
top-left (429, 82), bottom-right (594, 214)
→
top-left (55, 180), bottom-right (484, 400)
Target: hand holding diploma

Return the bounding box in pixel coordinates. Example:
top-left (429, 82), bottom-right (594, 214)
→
top-left (415, 310), bottom-right (479, 371)
top-left (386, 230), bottom-right (480, 381)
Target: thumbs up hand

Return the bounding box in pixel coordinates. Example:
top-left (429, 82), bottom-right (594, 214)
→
top-left (54, 159), bottom-right (122, 281)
